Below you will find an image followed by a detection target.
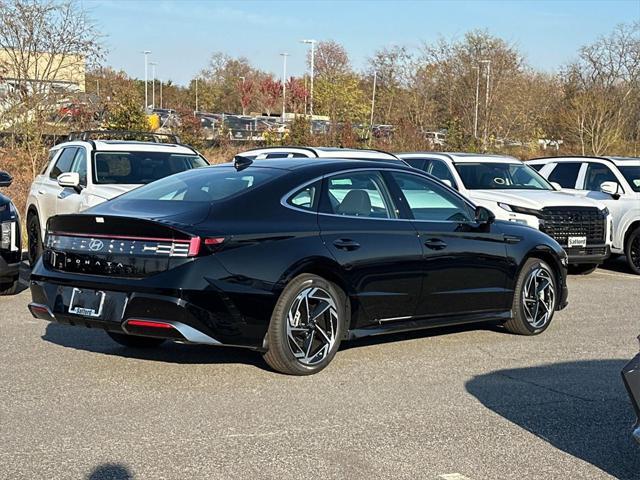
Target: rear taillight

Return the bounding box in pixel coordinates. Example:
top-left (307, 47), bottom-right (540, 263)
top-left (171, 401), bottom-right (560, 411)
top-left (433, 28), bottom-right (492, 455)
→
top-left (126, 319), bottom-right (174, 329)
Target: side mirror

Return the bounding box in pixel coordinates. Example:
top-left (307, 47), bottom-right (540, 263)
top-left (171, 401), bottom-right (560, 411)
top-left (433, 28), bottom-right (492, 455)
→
top-left (475, 205), bottom-right (495, 224)
top-left (0, 171), bottom-right (12, 188)
top-left (57, 172), bottom-right (81, 191)
top-left (600, 181), bottom-right (621, 198)
top-left (550, 181), bottom-right (562, 191)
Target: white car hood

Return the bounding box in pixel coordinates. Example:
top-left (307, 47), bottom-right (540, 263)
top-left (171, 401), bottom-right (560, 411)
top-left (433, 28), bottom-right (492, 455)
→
top-left (469, 189), bottom-right (606, 210)
top-left (89, 184), bottom-right (142, 201)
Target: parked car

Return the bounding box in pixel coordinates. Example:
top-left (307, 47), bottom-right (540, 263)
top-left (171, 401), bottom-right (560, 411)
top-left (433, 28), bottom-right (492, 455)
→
top-left (28, 157), bottom-right (568, 375)
top-left (0, 171), bottom-right (21, 295)
top-left (25, 130), bottom-right (209, 265)
top-left (528, 156), bottom-right (640, 274)
top-left (237, 146), bottom-right (405, 163)
top-left (399, 152), bottom-right (612, 272)
top-left (622, 336), bottom-right (640, 444)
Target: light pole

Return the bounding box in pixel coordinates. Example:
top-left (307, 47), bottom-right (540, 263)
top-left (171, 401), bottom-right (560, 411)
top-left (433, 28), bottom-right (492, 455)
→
top-left (142, 50), bottom-right (151, 112)
top-left (159, 79), bottom-right (163, 109)
top-left (481, 59), bottom-right (491, 146)
top-left (280, 52), bottom-right (289, 122)
top-left (239, 76), bottom-right (246, 115)
top-left (149, 62), bottom-right (157, 110)
top-left (300, 39), bottom-right (316, 120)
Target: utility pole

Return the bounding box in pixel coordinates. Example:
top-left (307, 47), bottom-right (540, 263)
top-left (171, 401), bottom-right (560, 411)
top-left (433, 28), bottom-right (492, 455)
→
top-left (142, 50), bottom-right (151, 112)
top-left (369, 71), bottom-right (377, 147)
top-left (300, 39), bottom-right (316, 120)
top-left (481, 59), bottom-right (491, 147)
top-left (150, 62), bottom-right (157, 110)
top-left (280, 53), bottom-right (289, 122)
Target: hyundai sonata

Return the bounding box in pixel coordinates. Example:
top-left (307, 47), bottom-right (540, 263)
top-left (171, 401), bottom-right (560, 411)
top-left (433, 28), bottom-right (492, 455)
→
top-left (29, 157), bottom-right (568, 375)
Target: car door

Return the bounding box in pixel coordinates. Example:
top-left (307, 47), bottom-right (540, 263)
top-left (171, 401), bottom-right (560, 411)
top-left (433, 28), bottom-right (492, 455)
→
top-left (37, 146), bottom-right (78, 227)
top-left (318, 169), bottom-right (423, 325)
top-left (385, 170), bottom-right (511, 318)
top-left (55, 147), bottom-right (88, 215)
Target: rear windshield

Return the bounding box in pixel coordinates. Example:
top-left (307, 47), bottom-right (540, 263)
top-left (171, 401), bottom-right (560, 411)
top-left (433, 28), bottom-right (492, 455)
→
top-left (93, 152), bottom-right (208, 184)
top-left (119, 166), bottom-right (283, 202)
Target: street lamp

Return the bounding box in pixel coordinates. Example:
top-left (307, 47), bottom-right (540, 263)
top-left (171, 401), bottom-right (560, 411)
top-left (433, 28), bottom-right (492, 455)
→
top-left (142, 50), bottom-right (151, 111)
top-left (149, 62), bottom-right (157, 110)
top-left (280, 52), bottom-right (289, 122)
top-left (300, 39), bottom-right (316, 120)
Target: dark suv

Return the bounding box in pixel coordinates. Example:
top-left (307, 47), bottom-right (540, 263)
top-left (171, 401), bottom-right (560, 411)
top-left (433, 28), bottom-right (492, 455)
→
top-left (0, 171), bottom-right (21, 294)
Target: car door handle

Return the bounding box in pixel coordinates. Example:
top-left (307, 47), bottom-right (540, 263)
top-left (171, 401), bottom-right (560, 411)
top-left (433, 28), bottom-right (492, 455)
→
top-left (424, 238), bottom-right (447, 250)
top-left (37, 189), bottom-right (45, 195)
top-left (333, 239), bottom-right (361, 251)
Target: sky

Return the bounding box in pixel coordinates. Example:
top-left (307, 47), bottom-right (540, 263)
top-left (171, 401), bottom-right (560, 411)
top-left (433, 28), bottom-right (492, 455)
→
top-left (82, 0), bottom-right (640, 85)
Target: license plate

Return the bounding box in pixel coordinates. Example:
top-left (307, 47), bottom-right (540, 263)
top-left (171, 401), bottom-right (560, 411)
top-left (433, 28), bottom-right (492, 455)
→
top-left (69, 288), bottom-right (106, 318)
top-left (568, 236), bottom-right (587, 248)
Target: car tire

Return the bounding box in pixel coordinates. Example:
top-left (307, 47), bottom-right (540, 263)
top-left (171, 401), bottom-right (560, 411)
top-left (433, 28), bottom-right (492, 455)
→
top-left (504, 257), bottom-right (558, 336)
top-left (27, 213), bottom-right (43, 266)
top-left (626, 227), bottom-right (640, 275)
top-left (568, 263), bottom-right (598, 275)
top-left (107, 331), bottom-right (166, 348)
top-left (0, 279), bottom-right (19, 296)
top-left (263, 274), bottom-right (345, 375)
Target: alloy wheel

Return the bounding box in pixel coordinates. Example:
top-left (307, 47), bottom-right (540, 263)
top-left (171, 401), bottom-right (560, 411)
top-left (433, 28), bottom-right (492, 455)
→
top-left (522, 267), bottom-right (556, 329)
top-left (286, 286), bottom-right (339, 366)
top-left (631, 235), bottom-right (640, 270)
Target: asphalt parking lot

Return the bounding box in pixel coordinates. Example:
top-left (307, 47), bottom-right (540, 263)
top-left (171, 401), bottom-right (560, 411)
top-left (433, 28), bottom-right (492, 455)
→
top-left (1, 259), bottom-right (639, 480)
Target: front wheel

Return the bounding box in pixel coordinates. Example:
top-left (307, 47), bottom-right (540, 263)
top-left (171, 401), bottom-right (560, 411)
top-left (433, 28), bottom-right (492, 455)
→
top-left (505, 258), bottom-right (558, 335)
top-left (263, 274), bottom-right (345, 375)
top-left (27, 213), bottom-right (43, 266)
top-left (626, 227), bottom-right (640, 275)
top-left (107, 331), bottom-right (166, 348)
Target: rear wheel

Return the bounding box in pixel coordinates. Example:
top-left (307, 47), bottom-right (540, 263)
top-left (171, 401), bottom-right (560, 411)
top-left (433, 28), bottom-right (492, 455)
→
top-left (107, 331), bottom-right (166, 348)
top-left (568, 263), bottom-right (598, 275)
top-left (626, 227), bottom-right (640, 275)
top-left (505, 258), bottom-right (557, 335)
top-left (263, 274), bottom-right (344, 375)
top-left (27, 213), bottom-right (43, 266)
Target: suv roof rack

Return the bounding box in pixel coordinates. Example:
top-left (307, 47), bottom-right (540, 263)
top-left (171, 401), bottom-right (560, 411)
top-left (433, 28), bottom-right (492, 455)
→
top-left (68, 130), bottom-right (181, 144)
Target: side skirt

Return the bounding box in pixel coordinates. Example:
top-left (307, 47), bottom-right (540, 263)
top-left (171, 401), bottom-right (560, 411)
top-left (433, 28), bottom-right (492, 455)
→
top-left (347, 310), bottom-right (512, 340)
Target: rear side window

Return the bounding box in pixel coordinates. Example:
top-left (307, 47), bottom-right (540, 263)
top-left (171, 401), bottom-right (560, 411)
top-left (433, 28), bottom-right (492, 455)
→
top-left (287, 181), bottom-right (320, 211)
top-left (120, 167), bottom-right (283, 202)
top-left (548, 162), bottom-right (581, 188)
top-left (49, 147), bottom-right (77, 179)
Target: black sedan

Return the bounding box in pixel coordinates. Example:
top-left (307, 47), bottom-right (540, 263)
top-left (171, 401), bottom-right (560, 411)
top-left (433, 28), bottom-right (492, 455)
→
top-left (28, 158), bottom-right (569, 375)
top-left (0, 171), bottom-right (21, 295)
top-left (622, 339), bottom-right (640, 444)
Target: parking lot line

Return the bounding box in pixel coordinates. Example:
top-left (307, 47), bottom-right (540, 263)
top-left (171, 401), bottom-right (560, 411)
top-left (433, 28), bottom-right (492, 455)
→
top-left (439, 474), bottom-right (473, 480)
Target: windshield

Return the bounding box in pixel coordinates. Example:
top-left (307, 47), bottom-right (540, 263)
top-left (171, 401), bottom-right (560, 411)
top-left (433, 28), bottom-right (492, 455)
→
top-left (119, 166), bottom-right (283, 203)
top-left (454, 162), bottom-right (553, 190)
top-left (619, 166), bottom-right (640, 192)
top-left (93, 152), bottom-right (208, 184)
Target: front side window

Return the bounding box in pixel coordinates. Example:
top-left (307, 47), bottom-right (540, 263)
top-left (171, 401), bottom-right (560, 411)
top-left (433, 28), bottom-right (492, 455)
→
top-left (454, 162), bottom-right (552, 190)
top-left (71, 148), bottom-right (87, 186)
top-left (390, 172), bottom-right (473, 222)
top-left (120, 166), bottom-right (283, 203)
top-left (619, 166), bottom-right (640, 192)
top-left (324, 171), bottom-right (393, 219)
top-left (49, 147), bottom-right (77, 180)
top-left (93, 152), bottom-right (208, 185)
top-left (547, 162), bottom-right (582, 188)
top-left (584, 163), bottom-right (620, 191)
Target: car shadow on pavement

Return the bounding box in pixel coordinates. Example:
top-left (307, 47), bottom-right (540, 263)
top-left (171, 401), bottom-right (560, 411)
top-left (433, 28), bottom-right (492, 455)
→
top-left (42, 323), bottom-right (266, 369)
top-left (87, 463), bottom-right (133, 480)
top-left (600, 256), bottom-right (638, 275)
top-left (466, 359), bottom-right (640, 480)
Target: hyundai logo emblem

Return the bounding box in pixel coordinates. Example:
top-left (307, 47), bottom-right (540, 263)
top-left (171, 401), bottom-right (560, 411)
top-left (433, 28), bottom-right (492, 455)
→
top-left (89, 239), bottom-right (104, 251)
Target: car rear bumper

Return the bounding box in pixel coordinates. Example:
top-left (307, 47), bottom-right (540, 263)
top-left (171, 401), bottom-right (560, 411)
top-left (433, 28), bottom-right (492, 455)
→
top-left (621, 350), bottom-right (640, 445)
top-left (565, 245), bottom-right (610, 265)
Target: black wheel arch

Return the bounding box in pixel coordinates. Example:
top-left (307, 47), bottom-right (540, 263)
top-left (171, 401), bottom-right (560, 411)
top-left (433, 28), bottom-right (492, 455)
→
top-left (518, 244), bottom-right (565, 293)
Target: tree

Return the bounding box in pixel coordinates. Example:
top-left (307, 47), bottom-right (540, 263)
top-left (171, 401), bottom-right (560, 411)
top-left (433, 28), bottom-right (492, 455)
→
top-left (258, 77), bottom-right (281, 116)
top-left (286, 77), bottom-right (307, 114)
top-left (0, 0), bottom-right (103, 175)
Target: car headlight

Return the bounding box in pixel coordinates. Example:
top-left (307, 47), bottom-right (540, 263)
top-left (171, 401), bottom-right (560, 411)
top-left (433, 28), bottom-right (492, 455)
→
top-left (498, 203), bottom-right (544, 219)
top-left (498, 202), bottom-right (513, 212)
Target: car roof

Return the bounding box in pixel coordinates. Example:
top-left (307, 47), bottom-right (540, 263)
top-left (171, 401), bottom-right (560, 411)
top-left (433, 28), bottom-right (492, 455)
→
top-left (398, 152), bottom-right (520, 164)
top-left (51, 140), bottom-right (197, 155)
top-left (218, 156), bottom-right (411, 173)
top-left (529, 155), bottom-right (640, 166)
top-left (238, 146), bottom-right (402, 162)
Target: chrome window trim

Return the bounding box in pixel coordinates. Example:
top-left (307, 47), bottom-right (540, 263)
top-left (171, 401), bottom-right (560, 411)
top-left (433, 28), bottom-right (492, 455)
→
top-left (280, 167), bottom-right (478, 224)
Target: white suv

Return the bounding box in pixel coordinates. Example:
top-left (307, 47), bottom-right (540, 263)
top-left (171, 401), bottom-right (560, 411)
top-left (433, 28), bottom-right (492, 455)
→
top-left (26, 131), bottom-right (208, 264)
top-left (237, 146), bottom-right (405, 163)
top-left (529, 156), bottom-right (640, 274)
top-left (399, 152), bottom-right (613, 271)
